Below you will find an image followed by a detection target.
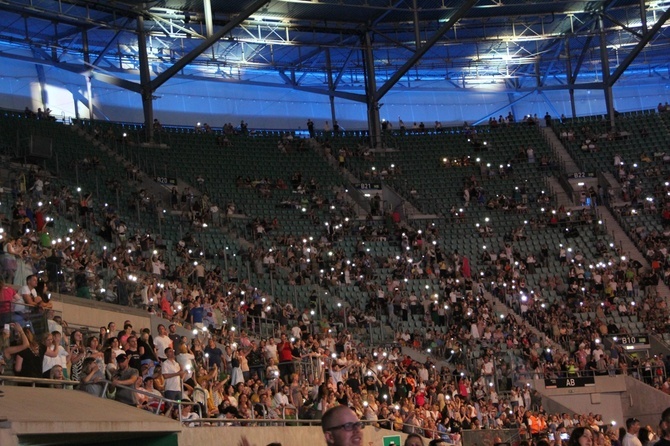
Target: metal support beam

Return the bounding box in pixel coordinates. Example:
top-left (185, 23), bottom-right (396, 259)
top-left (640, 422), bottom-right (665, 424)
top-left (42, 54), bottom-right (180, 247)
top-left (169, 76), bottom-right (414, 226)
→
top-left (609, 6), bottom-right (670, 85)
top-left (572, 33), bottom-right (594, 83)
top-left (90, 71), bottom-right (142, 93)
top-left (86, 76), bottom-right (94, 120)
top-left (35, 63), bottom-right (48, 109)
top-left (602, 12), bottom-right (643, 39)
top-left (375, 0), bottom-right (477, 101)
top-left (333, 49), bottom-right (354, 89)
top-left (30, 45), bottom-right (142, 92)
top-left (362, 31), bottom-right (382, 148)
top-left (565, 38), bottom-right (577, 118)
top-left (137, 14), bottom-right (154, 142)
top-left (540, 39), bottom-right (565, 87)
top-left (532, 82), bottom-right (603, 92)
top-left (277, 71), bottom-right (295, 86)
top-left (598, 15), bottom-right (615, 129)
top-left (150, 0), bottom-right (270, 91)
top-left (412, 0), bottom-right (422, 50)
top-left (325, 48), bottom-right (337, 129)
top-left (473, 91), bottom-right (536, 126)
top-left (203, 0), bottom-right (214, 37)
top-left (92, 25), bottom-right (128, 67)
top-left (82, 29), bottom-right (90, 65)
top-left (507, 92), bottom-right (518, 122)
top-left (539, 91), bottom-right (561, 119)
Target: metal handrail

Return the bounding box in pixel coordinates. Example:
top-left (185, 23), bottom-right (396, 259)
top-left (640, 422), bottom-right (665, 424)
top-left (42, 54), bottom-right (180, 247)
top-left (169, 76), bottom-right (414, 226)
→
top-left (98, 379), bottom-right (199, 419)
top-left (0, 373), bottom-right (574, 440)
top-left (0, 375), bottom-right (79, 387)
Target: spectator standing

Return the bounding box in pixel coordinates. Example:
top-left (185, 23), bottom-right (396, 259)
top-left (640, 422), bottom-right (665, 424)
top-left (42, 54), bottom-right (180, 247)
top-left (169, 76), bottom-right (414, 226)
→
top-left (277, 333), bottom-right (294, 382)
top-left (112, 353), bottom-right (140, 405)
top-left (623, 418), bottom-right (643, 446)
top-left (162, 347), bottom-right (185, 401)
top-left (154, 324), bottom-right (172, 361)
top-left (307, 119), bottom-right (315, 138)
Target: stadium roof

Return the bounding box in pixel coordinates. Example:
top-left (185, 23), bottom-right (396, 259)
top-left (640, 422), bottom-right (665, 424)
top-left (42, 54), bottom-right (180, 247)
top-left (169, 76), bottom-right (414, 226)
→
top-left (0, 0), bottom-right (668, 100)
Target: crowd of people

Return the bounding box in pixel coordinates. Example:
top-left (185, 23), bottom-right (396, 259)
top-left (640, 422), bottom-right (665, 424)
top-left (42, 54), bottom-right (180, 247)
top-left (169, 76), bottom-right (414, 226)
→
top-left (319, 405), bottom-right (670, 446)
top-left (1, 114), bottom-right (669, 445)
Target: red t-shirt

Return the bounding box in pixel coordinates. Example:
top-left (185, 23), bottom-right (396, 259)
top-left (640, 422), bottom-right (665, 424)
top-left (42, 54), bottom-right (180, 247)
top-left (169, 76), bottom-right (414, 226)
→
top-left (0, 286), bottom-right (15, 313)
top-left (278, 341), bottom-right (293, 362)
top-left (35, 211), bottom-right (45, 232)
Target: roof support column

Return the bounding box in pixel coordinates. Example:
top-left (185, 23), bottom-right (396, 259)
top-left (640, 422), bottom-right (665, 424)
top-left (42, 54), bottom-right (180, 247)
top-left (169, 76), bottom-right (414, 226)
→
top-left (203, 0), bottom-right (214, 37)
top-left (137, 13), bottom-right (154, 142)
top-left (362, 31), bottom-right (382, 148)
top-left (507, 92), bottom-right (518, 122)
top-left (82, 28), bottom-right (94, 120)
top-left (599, 14), bottom-right (615, 130)
top-left (82, 28), bottom-right (90, 65)
top-left (86, 76), bottom-right (94, 120)
top-left (412, 0), bottom-right (421, 50)
top-left (565, 38), bottom-right (576, 119)
top-left (35, 64), bottom-right (48, 110)
top-left (325, 48), bottom-right (337, 132)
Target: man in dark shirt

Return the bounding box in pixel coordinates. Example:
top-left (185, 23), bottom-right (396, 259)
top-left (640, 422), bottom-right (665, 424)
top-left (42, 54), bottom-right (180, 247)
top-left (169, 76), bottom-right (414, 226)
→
top-left (247, 341), bottom-right (265, 382)
top-left (204, 338), bottom-right (223, 370)
top-left (125, 335), bottom-right (142, 371)
top-left (168, 324), bottom-right (181, 349)
top-left (112, 354), bottom-right (139, 406)
top-left (307, 119), bottom-right (315, 138)
top-left (344, 371), bottom-right (359, 395)
top-left (189, 297), bottom-right (205, 327)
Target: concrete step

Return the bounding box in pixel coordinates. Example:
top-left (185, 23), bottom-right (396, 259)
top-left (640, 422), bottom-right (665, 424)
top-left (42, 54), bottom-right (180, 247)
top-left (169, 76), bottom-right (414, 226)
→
top-left (546, 175), bottom-right (574, 207)
top-left (540, 126), bottom-right (581, 174)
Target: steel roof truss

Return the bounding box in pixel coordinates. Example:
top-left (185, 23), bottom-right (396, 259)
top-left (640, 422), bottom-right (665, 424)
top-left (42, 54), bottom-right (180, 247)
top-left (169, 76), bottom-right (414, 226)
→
top-left (149, 0), bottom-right (271, 92)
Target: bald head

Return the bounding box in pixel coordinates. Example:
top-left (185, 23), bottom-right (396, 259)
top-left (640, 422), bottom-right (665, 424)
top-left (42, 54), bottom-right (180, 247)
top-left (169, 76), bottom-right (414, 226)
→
top-left (322, 405), bottom-right (356, 432)
top-left (321, 405), bottom-right (363, 446)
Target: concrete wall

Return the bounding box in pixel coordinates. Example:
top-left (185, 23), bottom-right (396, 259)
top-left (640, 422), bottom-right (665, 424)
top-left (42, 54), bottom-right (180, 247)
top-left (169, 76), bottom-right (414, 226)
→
top-left (542, 391), bottom-right (625, 426)
top-left (181, 425), bottom-right (409, 446)
top-left (533, 375), bottom-right (627, 424)
top-left (621, 375), bottom-right (670, 428)
top-left (0, 429), bottom-right (18, 446)
top-left (534, 374), bottom-right (670, 428)
top-left (51, 293), bottom-right (152, 334)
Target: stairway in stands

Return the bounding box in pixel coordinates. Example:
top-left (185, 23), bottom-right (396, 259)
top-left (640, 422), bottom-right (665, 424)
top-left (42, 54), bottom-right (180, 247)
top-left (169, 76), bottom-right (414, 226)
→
top-left (541, 125), bottom-right (670, 300)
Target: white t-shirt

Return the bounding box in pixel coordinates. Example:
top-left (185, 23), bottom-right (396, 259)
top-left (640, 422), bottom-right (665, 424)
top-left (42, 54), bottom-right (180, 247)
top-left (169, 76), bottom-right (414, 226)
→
top-left (162, 358), bottom-right (182, 392)
top-left (17, 285), bottom-right (37, 313)
top-left (265, 344), bottom-right (278, 361)
top-left (154, 335), bottom-right (172, 359)
top-left (273, 392), bottom-right (289, 408)
top-left (43, 345), bottom-right (68, 373)
top-left (623, 433), bottom-right (642, 446)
